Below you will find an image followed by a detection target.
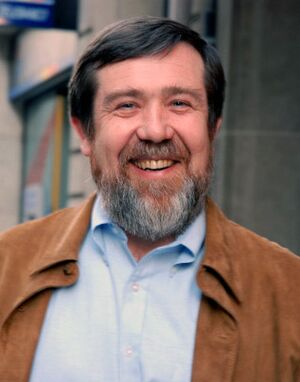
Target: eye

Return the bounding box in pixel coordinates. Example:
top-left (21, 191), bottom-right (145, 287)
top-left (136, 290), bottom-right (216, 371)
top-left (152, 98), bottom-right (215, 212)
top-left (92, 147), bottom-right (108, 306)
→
top-left (172, 100), bottom-right (187, 107)
top-left (117, 102), bottom-right (136, 110)
top-left (170, 99), bottom-right (191, 111)
top-left (113, 101), bottom-right (139, 117)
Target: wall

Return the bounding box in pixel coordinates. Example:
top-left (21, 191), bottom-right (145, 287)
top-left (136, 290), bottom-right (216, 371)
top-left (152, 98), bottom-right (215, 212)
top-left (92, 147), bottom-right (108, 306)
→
top-left (1, 0), bottom-right (298, 254)
top-left (214, 0), bottom-right (299, 253)
top-left (0, 36), bottom-right (22, 230)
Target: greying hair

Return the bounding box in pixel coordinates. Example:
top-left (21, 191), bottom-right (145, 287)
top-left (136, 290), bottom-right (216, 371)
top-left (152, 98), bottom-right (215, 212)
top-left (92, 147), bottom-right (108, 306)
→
top-left (68, 16), bottom-right (225, 139)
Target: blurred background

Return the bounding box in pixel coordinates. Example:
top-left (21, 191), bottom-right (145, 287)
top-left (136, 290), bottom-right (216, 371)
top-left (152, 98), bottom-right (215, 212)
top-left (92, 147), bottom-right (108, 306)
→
top-left (0, 0), bottom-right (299, 253)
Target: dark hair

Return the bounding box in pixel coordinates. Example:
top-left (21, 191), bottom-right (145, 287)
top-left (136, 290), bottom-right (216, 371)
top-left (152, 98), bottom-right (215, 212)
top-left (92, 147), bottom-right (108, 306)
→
top-left (68, 16), bottom-right (225, 139)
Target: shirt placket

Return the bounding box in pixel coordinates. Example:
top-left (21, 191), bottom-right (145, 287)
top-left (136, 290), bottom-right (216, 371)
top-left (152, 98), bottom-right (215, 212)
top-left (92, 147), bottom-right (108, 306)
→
top-left (119, 270), bottom-right (147, 382)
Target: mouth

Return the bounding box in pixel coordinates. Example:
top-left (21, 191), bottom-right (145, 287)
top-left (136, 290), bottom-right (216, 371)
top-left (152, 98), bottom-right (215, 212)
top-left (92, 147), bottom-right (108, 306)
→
top-left (132, 159), bottom-right (176, 171)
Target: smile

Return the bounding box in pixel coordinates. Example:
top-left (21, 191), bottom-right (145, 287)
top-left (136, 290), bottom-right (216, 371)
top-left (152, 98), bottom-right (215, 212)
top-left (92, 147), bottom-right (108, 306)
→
top-left (133, 159), bottom-right (175, 171)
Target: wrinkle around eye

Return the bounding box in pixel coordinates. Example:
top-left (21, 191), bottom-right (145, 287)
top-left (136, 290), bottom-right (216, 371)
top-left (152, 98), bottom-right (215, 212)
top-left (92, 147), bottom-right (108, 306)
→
top-left (117, 102), bottom-right (136, 110)
top-left (171, 100), bottom-right (191, 107)
top-left (113, 104), bottom-right (139, 117)
top-left (169, 100), bottom-right (193, 113)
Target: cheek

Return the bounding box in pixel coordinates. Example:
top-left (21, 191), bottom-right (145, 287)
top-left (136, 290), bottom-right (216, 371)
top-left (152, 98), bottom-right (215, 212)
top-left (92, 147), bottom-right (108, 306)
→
top-left (191, 134), bottom-right (210, 155)
top-left (178, 127), bottom-right (211, 171)
top-left (175, 118), bottom-right (210, 156)
top-left (96, 126), bottom-right (134, 169)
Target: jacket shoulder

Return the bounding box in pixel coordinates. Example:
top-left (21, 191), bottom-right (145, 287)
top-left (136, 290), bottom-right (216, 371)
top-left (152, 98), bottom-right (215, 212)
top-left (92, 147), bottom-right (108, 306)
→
top-left (228, 215), bottom-right (298, 258)
top-left (0, 205), bottom-right (81, 246)
top-left (228, 216), bottom-right (299, 273)
top-left (0, 194), bottom-right (96, 266)
top-left (205, 198), bottom-right (300, 292)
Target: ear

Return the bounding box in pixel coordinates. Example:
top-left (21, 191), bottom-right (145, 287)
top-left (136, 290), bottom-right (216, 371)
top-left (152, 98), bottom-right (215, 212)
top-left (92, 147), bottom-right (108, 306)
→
top-left (210, 117), bottom-right (223, 141)
top-left (71, 117), bottom-right (92, 157)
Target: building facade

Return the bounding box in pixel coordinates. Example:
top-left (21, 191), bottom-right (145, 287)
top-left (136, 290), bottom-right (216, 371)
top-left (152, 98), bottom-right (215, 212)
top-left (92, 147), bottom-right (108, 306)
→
top-left (0, 0), bottom-right (299, 253)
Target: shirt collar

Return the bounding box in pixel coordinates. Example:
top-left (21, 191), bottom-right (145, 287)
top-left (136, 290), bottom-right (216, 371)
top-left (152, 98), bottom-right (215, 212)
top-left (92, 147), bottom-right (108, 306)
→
top-left (91, 193), bottom-right (206, 258)
top-left (91, 194), bottom-right (112, 228)
top-left (91, 194), bottom-right (127, 241)
top-left (174, 209), bottom-right (206, 257)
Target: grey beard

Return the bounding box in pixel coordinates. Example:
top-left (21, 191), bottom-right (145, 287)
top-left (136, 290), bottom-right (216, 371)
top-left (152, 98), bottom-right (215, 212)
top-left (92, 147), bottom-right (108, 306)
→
top-left (98, 174), bottom-right (209, 242)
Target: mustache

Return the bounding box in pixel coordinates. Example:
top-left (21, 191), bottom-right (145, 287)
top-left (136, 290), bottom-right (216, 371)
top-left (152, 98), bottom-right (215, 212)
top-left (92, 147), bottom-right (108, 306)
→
top-left (119, 138), bottom-right (190, 165)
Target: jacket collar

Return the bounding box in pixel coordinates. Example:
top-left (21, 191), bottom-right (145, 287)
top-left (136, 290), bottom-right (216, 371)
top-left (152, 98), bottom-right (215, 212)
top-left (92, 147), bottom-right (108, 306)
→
top-left (29, 194), bottom-right (96, 275)
top-left (3, 194), bottom-right (242, 325)
top-left (0, 194), bottom-right (96, 327)
top-left (196, 198), bottom-right (243, 320)
top-left (31, 194), bottom-right (243, 317)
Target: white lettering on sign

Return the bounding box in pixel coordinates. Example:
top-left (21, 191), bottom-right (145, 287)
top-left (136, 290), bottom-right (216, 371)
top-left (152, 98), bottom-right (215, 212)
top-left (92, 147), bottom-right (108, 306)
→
top-left (0, 4), bottom-right (50, 22)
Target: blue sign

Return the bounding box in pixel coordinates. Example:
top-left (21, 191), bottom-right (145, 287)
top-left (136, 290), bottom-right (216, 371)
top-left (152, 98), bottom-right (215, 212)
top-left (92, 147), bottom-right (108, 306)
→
top-left (0, 0), bottom-right (55, 28)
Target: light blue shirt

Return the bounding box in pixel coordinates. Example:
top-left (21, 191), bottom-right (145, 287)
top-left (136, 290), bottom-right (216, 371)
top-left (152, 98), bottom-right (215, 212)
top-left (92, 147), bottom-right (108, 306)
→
top-left (30, 195), bottom-right (205, 382)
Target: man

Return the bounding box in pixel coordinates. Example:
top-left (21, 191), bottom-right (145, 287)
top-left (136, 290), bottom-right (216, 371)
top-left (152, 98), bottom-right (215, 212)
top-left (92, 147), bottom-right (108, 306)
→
top-left (0, 16), bottom-right (299, 382)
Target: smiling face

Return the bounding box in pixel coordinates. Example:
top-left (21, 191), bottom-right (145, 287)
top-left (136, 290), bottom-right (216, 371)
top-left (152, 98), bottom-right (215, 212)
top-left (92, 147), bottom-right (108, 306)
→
top-left (73, 42), bottom-right (221, 241)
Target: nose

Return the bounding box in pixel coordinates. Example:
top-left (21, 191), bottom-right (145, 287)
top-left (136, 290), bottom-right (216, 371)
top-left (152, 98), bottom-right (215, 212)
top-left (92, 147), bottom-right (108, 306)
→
top-left (136, 103), bottom-right (174, 143)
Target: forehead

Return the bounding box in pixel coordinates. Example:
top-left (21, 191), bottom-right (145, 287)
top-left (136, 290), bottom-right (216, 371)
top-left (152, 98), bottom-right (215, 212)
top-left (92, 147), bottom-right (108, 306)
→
top-left (96, 42), bottom-right (206, 95)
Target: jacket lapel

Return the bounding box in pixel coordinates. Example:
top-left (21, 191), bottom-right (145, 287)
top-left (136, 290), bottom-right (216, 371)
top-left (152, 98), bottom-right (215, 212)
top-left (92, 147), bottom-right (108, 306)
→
top-left (192, 198), bottom-right (242, 381)
top-left (0, 194), bottom-right (96, 382)
top-left (0, 193), bottom-right (96, 329)
top-left (2, 195), bottom-right (242, 381)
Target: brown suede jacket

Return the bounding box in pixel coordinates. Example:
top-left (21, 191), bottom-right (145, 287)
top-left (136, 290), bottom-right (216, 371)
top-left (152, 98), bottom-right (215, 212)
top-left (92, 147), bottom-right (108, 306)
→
top-left (0, 195), bottom-right (299, 381)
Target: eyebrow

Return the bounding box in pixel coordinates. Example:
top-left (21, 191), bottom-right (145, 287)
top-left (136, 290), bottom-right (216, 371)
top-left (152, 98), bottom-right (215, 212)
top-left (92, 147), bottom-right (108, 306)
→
top-left (102, 89), bottom-right (144, 108)
top-left (162, 86), bottom-right (206, 105)
top-left (102, 86), bottom-right (206, 107)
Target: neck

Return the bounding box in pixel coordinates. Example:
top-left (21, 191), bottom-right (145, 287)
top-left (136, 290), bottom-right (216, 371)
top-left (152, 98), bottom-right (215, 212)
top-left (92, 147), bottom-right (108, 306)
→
top-left (127, 233), bottom-right (175, 261)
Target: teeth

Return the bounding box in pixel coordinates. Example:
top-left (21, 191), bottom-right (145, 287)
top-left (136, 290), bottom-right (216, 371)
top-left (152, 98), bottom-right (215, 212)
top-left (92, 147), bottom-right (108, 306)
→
top-left (135, 159), bottom-right (174, 170)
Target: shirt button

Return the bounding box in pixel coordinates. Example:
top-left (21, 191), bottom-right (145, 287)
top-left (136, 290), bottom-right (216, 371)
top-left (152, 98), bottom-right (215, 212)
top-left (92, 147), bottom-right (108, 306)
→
top-left (131, 282), bottom-right (140, 292)
top-left (17, 304), bottom-right (25, 312)
top-left (169, 266), bottom-right (177, 277)
top-left (125, 347), bottom-right (133, 357)
top-left (63, 265), bottom-right (73, 276)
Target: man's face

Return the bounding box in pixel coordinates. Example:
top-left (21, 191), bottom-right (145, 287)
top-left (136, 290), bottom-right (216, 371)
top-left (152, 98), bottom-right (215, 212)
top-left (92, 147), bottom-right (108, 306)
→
top-left (75, 42), bottom-right (220, 241)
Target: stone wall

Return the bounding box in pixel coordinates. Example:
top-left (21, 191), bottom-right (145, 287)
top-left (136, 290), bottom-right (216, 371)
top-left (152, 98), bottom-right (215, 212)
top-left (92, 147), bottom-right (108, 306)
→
top-left (0, 36), bottom-right (22, 230)
top-left (213, 0), bottom-right (299, 253)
